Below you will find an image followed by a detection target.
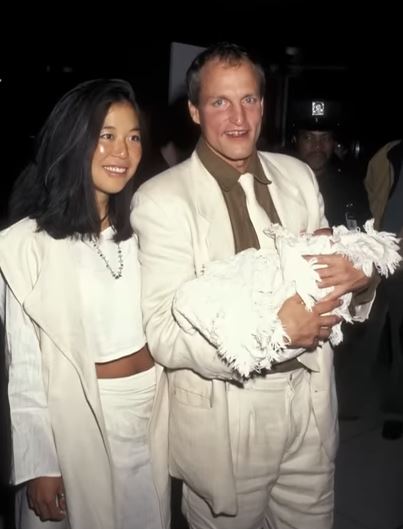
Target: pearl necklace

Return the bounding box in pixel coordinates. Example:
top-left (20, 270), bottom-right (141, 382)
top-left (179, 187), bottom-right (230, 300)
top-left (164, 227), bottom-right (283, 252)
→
top-left (91, 238), bottom-right (123, 279)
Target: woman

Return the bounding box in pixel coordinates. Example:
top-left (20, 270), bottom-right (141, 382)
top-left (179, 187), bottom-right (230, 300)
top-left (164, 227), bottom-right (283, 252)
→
top-left (0, 79), bottom-right (169, 529)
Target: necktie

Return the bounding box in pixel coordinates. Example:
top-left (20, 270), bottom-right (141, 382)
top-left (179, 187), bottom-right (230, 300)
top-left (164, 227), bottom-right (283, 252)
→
top-left (239, 173), bottom-right (272, 249)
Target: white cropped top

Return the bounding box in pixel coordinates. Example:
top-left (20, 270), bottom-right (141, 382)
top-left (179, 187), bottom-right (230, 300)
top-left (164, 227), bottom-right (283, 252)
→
top-left (76, 226), bottom-right (146, 362)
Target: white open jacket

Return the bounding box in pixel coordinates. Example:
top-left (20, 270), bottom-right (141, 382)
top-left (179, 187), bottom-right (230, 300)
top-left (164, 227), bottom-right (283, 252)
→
top-left (0, 219), bottom-right (169, 529)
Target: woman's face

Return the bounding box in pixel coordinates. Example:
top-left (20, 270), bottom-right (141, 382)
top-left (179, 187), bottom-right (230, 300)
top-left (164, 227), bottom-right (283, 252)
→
top-left (91, 101), bottom-right (142, 210)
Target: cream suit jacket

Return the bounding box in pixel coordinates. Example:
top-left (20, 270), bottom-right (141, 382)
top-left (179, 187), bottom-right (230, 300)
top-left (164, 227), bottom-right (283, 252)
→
top-left (131, 150), bottom-right (373, 516)
top-left (0, 219), bottom-right (170, 529)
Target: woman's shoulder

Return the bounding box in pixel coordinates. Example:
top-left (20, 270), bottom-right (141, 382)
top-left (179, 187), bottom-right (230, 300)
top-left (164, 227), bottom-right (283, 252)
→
top-left (0, 218), bottom-right (49, 264)
top-left (0, 219), bottom-right (49, 301)
top-left (0, 217), bottom-right (38, 240)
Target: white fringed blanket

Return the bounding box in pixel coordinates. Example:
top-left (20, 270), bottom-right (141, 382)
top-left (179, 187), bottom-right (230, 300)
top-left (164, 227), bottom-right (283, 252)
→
top-left (172, 220), bottom-right (401, 377)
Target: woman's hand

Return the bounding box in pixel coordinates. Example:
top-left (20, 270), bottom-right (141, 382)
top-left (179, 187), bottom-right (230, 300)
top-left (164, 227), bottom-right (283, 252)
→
top-left (27, 476), bottom-right (66, 521)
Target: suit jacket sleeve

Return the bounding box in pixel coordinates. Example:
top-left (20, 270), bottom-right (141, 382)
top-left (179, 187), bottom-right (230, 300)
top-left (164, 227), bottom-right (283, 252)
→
top-left (131, 189), bottom-right (236, 380)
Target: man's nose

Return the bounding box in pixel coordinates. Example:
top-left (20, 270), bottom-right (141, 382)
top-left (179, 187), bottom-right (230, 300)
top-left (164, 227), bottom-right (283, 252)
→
top-left (312, 138), bottom-right (324, 151)
top-left (229, 103), bottom-right (245, 125)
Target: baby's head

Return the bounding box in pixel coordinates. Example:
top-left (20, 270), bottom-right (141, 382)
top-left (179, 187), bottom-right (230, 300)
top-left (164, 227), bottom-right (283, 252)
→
top-left (313, 227), bottom-right (333, 237)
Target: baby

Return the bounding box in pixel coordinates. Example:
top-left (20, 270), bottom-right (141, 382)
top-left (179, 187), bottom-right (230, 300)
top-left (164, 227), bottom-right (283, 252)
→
top-left (173, 220), bottom-right (401, 377)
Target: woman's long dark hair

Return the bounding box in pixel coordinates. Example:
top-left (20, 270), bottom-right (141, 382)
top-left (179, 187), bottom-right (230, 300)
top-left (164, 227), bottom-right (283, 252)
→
top-left (8, 78), bottom-right (140, 241)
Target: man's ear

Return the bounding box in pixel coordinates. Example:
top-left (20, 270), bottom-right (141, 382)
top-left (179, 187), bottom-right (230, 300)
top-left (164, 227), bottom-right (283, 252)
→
top-left (188, 101), bottom-right (200, 125)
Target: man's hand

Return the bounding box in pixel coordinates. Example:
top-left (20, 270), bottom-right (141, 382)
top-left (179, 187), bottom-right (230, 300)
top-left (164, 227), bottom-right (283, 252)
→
top-left (27, 476), bottom-right (66, 522)
top-left (306, 254), bottom-right (371, 300)
top-left (278, 294), bottom-right (342, 349)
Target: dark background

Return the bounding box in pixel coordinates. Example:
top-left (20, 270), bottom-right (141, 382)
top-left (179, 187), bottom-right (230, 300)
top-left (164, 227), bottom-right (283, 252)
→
top-left (0, 3), bottom-right (401, 215)
top-left (1, 3), bottom-right (402, 527)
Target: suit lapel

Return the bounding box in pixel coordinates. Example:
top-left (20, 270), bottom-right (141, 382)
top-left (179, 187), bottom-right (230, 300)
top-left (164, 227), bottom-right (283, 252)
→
top-left (23, 238), bottom-right (102, 409)
top-left (261, 157), bottom-right (288, 226)
top-left (187, 151), bottom-right (309, 261)
top-left (190, 154), bottom-right (235, 262)
top-left (260, 154), bottom-right (308, 234)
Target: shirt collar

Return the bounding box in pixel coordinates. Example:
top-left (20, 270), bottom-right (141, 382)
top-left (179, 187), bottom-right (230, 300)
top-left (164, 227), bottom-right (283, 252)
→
top-left (196, 138), bottom-right (270, 191)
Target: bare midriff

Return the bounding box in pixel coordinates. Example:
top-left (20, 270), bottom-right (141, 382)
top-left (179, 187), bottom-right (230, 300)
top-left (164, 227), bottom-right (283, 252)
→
top-left (95, 344), bottom-right (154, 378)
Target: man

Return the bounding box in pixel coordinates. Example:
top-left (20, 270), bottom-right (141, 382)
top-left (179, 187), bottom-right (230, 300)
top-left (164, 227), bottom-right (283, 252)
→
top-left (290, 100), bottom-right (372, 420)
top-left (365, 140), bottom-right (403, 439)
top-left (132, 43), bottom-right (373, 529)
top-left (291, 99), bottom-right (370, 228)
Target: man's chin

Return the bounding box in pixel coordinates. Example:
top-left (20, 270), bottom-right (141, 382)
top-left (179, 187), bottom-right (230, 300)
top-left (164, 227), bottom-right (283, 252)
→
top-left (306, 156), bottom-right (327, 173)
top-left (223, 147), bottom-right (254, 162)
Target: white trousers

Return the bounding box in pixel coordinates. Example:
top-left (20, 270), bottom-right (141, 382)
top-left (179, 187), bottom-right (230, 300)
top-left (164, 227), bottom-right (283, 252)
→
top-left (15, 366), bottom-right (162, 529)
top-left (182, 368), bottom-right (334, 529)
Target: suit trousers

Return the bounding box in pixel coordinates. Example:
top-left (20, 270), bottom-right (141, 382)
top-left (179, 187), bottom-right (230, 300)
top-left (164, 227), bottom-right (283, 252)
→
top-left (182, 368), bottom-right (334, 529)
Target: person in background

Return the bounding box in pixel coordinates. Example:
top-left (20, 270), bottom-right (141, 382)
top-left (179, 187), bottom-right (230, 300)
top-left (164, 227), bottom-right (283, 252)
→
top-left (365, 139), bottom-right (403, 439)
top-left (1, 79), bottom-right (169, 529)
top-left (290, 98), bottom-right (370, 229)
top-left (132, 42), bottom-right (374, 529)
top-left (289, 99), bottom-right (375, 420)
top-left (135, 96), bottom-right (199, 186)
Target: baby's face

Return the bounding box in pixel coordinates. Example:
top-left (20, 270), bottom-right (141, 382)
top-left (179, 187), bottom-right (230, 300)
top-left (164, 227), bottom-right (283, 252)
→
top-left (313, 227), bottom-right (333, 237)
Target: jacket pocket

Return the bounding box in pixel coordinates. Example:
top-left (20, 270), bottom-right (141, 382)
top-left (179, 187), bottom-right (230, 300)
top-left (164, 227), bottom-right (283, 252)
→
top-left (172, 371), bottom-right (213, 409)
